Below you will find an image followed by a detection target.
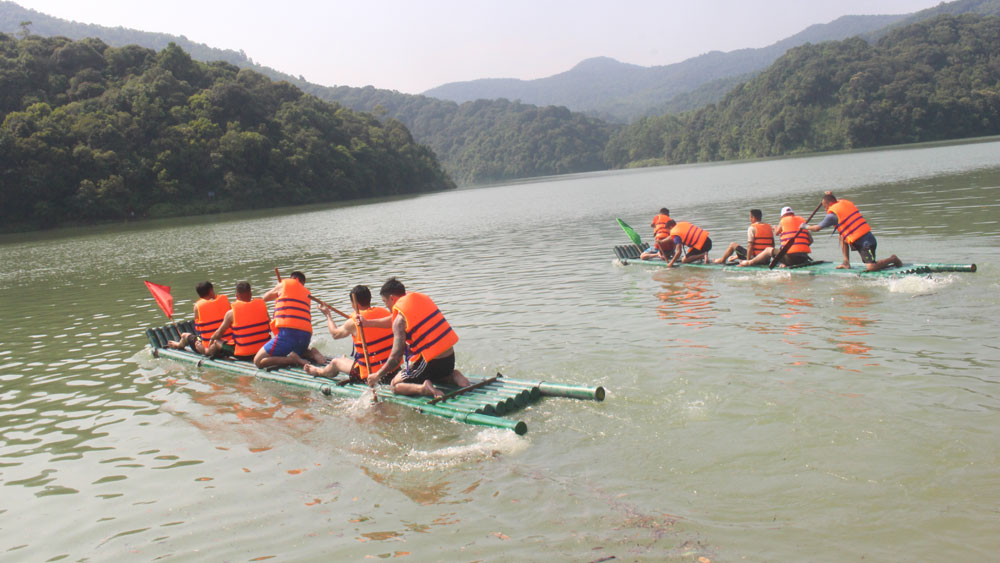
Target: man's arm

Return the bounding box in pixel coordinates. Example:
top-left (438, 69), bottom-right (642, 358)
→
top-left (321, 304), bottom-right (354, 339)
top-left (369, 315), bottom-right (407, 386)
top-left (261, 281), bottom-right (282, 302)
top-left (807, 212), bottom-right (838, 232)
top-left (210, 310), bottom-right (234, 342)
top-left (666, 235), bottom-right (684, 267)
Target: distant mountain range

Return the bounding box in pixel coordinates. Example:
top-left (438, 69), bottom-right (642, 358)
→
top-left (424, 14), bottom-right (907, 122)
top-left (425, 0), bottom-right (1000, 121)
top-left (3, 0), bottom-right (999, 186)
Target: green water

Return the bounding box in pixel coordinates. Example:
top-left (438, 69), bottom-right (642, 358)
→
top-left (2, 139), bottom-right (999, 561)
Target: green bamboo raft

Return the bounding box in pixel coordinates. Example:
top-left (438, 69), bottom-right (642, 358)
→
top-left (613, 244), bottom-right (977, 277)
top-left (146, 322), bottom-right (604, 435)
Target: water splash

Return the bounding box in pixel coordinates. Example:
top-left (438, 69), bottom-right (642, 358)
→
top-left (883, 274), bottom-right (955, 295)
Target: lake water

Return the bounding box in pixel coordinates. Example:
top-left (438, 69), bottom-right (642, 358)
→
top-left (2, 139), bottom-right (999, 561)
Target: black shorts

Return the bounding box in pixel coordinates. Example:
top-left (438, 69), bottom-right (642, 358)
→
top-left (850, 233), bottom-right (877, 264)
top-left (398, 353), bottom-right (455, 385)
top-left (350, 362), bottom-right (398, 385)
top-left (690, 237), bottom-right (712, 254)
top-left (734, 245), bottom-right (748, 260)
top-left (781, 252), bottom-right (811, 266)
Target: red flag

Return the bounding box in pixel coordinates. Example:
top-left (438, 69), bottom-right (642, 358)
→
top-left (144, 280), bottom-right (173, 319)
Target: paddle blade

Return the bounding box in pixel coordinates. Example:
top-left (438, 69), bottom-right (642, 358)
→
top-left (616, 218), bottom-right (643, 246)
top-left (144, 280), bottom-right (173, 318)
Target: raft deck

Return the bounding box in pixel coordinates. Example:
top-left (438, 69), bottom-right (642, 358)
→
top-left (146, 321), bottom-right (604, 435)
top-left (613, 244), bottom-right (976, 276)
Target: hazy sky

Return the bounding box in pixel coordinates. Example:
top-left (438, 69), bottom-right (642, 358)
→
top-left (16, 0), bottom-right (944, 94)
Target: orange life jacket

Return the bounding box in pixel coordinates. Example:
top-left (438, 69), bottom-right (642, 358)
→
top-left (670, 221), bottom-right (709, 251)
top-left (749, 222), bottom-right (775, 258)
top-left (651, 213), bottom-right (672, 240)
top-left (231, 298), bottom-right (271, 357)
top-left (779, 215), bottom-right (811, 254)
top-left (392, 292), bottom-right (459, 363)
top-left (352, 306), bottom-right (395, 378)
top-left (273, 278), bottom-right (312, 333)
top-left (194, 295), bottom-right (234, 344)
top-left (828, 199), bottom-right (871, 244)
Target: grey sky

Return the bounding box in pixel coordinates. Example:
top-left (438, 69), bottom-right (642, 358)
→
top-left (16, 0), bottom-right (944, 94)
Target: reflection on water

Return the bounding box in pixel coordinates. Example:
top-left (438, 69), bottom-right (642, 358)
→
top-left (652, 272), bottom-right (719, 331)
top-left (832, 286), bottom-right (875, 360)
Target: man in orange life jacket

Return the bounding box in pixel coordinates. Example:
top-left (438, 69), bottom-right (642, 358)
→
top-left (713, 209), bottom-right (775, 264)
top-left (649, 208), bottom-right (676, 261)
top-left (664, 219), bottom-right (712, 267)
top-left (254, 271), bottom-right (325, 369)
top-left (303, 285), bottom-right (400, 384)
top-left (360, 277), bottom-right (470, 398)
top-left (207, 281), bottom-right (272, 361)
top-left (166, 281), bottom-right (235, 357)
top-left (739, 206), bottom-right (814, 267)
top-left (806, 191), bottom-right (903, 271)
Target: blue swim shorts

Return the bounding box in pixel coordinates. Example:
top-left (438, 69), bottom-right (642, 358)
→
top-left (263, 327), bottom-right (312, 357)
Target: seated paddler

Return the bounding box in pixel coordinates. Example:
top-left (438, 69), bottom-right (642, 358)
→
top-left (303, 285), bottom-right (400, 384)
top-left (359, 277), bottom-right (470, 398)
top-left (166, 281), bottom-right (235, 357)
top-left (207, 281), bottom-right (272, 361)
top-left (254, 270), bottom-right (325, 369)
top-left (713, 208), bottom-right (774, 265)
top-left (739, 206), bottom-right (813, 267)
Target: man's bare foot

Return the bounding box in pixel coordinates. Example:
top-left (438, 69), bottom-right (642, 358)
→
top-left (836, 262), bottom-right (851, 269)
top-left (287, 351), bottom-right (308, 367)
top-left (421, 380), bottom-right (444, 398)
top-left (890, 255), bottom-right (903, 267)
top-left (712, 257), bottom-right (726, 264)
top-left (738, 260), bottom-right (749, 267)
top-left (303, 364), bottom-right (320, 376)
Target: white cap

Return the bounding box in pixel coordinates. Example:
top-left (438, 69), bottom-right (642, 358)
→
top-left (780, 206), bottom-right (793, 216)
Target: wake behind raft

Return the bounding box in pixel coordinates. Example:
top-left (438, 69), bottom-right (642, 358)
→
top-left (146, 321), bottom-right (604, 435)
top-left (612, 243), bottom-right (977, 277)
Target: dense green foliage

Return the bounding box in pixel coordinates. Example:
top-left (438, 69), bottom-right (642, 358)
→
top-left (0, 34), bottom-right (452, 231)
top-left (313, 86), bottom-right (615, 184)
top-left (0, 3), bottom-right (613, 186)
top-left (604, 15), bottom-right (1000, 167)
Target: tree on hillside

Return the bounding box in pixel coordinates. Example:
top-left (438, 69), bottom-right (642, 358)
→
top-left (0, 36), bottom-right (453, 232)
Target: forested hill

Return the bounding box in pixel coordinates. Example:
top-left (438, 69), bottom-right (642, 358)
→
top-left (0, 1), bottom-right (614, 186)
top-left (603, 15), bottom-right (1000, 168)
top-left (306, 85), bottom-right (615, 185)
top-left (0, 34), bottom-right (453, 232)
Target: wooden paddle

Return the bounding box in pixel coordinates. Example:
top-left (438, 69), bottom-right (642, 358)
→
top-left (351, 291), bottom-right (377, 403)
top-left (768, 201), bottom-right (823, 269)
top-left (274, 268), bottom-right (350, 318)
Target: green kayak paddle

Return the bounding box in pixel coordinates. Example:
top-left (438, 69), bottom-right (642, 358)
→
top-left (616, 218), bottom-right (643, 247)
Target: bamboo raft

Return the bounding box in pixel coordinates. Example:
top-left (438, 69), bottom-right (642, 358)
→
top-left (146, 321), bottom-right (604, 435)
top-left (613, 244), bottom-right (977, 276)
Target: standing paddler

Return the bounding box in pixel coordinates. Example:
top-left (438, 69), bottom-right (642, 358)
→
top-left (805, 191), bottom-right (902, 272)
top-left (360, 277), bottom-right (470, 398)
